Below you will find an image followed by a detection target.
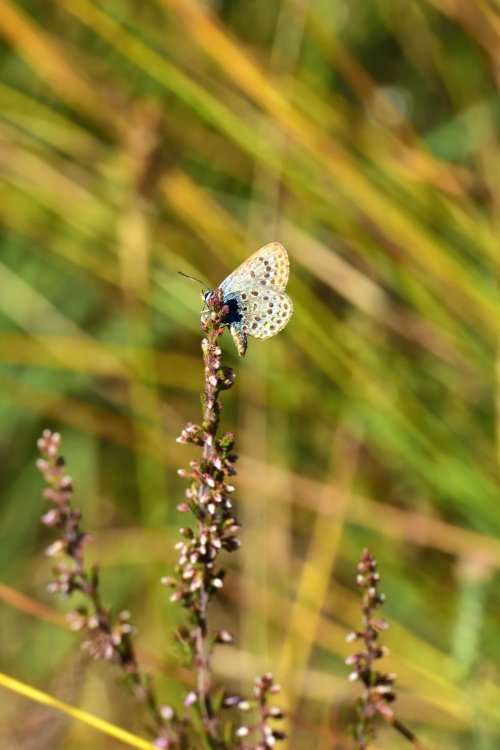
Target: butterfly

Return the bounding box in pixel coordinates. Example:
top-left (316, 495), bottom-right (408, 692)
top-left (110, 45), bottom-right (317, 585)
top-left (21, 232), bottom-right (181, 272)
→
top-left (203, 242), bottom-right (293, 357)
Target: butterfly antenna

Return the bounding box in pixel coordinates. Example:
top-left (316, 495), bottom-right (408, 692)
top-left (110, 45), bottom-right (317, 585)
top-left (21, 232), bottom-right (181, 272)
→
top-left (178, 271), bottom-right (206, 287)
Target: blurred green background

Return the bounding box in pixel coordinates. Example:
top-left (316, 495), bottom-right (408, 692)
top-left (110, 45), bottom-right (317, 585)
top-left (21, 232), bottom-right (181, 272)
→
top-left (0, 0), bottom-right (499, 748)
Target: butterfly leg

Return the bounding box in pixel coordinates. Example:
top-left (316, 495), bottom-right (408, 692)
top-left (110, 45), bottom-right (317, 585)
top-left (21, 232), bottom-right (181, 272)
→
top-left (199, 302), bottom-right (210, 321)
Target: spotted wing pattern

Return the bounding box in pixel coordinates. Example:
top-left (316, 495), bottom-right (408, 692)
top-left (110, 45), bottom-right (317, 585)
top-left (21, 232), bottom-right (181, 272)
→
top-left (219, 242), bottom-right (289, 295)
top-left (208, 242), bottom-right (292, 356)
top-left (229, 287), bottom-right (293, 340)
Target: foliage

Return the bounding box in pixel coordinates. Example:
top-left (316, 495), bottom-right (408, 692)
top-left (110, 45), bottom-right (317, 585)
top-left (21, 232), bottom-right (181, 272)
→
top-left (0, 0), bottom-right (499, 748)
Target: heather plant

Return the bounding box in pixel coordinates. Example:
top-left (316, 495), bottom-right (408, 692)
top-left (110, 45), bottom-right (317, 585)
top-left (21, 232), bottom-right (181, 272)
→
top-left (35, 288), bottom-right (431, 750)
top-left (347, 550), bottom-right (427, 750)
top-left (37, 429), bottom-right (185, 749)
top-left (36, 289), bottom-right (285, 749)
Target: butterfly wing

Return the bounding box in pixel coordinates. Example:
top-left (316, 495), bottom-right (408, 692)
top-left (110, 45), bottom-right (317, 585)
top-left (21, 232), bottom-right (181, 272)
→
top-left (229, 326), bottom-right (248, 357)
top-left (229, 287), bottom-right (293, 340)
top-left (219, 242), bottom-right (289, 295)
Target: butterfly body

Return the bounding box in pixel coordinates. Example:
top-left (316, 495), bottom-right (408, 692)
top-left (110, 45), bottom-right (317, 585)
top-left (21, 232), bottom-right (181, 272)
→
top-left (204, 242), bottom-right (293, 357)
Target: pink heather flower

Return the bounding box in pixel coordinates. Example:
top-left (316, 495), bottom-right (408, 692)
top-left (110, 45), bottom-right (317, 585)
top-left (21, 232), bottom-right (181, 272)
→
top-left (184, 691), bottom-right (197, 707)
top-left (45, 540), bottom-right (66, 557)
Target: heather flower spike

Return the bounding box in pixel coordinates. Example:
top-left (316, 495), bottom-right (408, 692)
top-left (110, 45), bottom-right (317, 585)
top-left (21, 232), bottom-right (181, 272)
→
top-left (348, 549), bottom-right (427, 750)
top-left (172, 285), bottom-right (286, 747)
top-left (37, 429), bottom-right (184, 748)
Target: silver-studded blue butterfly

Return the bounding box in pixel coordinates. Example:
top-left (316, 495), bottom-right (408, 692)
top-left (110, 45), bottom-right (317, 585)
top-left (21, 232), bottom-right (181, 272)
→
top-left (204, 243), bottom-right (293, 356)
